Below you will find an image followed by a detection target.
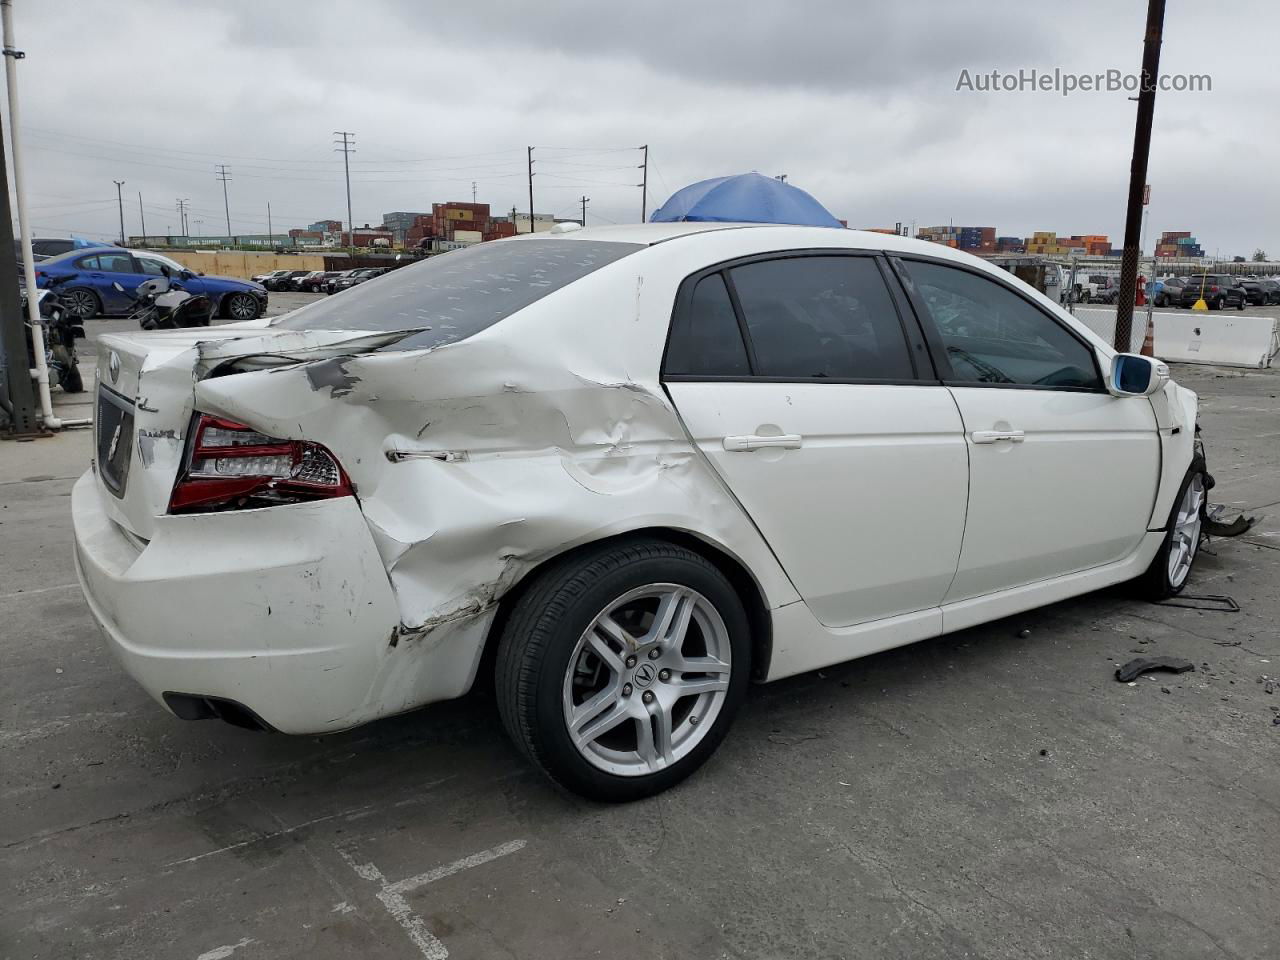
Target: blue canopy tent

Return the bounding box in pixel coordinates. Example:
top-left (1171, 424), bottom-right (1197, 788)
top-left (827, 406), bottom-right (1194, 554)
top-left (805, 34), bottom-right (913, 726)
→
top-left (649, 172), bottom-right (843, 228)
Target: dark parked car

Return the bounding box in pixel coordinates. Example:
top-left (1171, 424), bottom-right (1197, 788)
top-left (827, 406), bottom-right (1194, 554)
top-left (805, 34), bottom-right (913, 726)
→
top-left (1256, 279), bottom-right (1280, 304)
top-left (36, 248), bottom-right (268, 320)
top-left (324, 270), bottom-right (356, 294)
top-left (30, 237), bottom-right (79, 261)
top-left (296, 270), bottom-right (345, 292)
top-left (329, 266), bottom-right (390, 293)
top-left (1239, 279), bottom-right (1278, 306)
top-left (265, 270), bottom-right (310, 291)
top-left (1176, 274), bottom-right (1246, 310)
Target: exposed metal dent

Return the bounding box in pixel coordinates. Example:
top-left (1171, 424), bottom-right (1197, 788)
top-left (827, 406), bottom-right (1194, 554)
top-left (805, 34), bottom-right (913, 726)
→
top-left (305, 357), bottom-right (361, 398)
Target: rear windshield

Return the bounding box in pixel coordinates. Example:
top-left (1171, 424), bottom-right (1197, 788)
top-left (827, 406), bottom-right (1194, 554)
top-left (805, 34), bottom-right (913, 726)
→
top-left (273, 238), bottom-right (643, 350)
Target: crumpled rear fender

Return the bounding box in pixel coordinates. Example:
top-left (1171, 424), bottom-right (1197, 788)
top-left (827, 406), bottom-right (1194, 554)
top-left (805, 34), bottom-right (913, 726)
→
top-left (192, 332), bottom-right (800, 657)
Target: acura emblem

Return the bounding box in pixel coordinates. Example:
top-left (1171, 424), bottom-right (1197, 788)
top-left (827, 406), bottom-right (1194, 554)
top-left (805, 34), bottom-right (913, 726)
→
top-left (633, 662), bottom-right (658, 688)
top-left (108, 351), bottom-right (121, 384)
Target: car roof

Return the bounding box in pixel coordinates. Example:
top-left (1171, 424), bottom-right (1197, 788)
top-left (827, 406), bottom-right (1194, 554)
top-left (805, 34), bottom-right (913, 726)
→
top-left (42, 245), bottom-right (131, 264)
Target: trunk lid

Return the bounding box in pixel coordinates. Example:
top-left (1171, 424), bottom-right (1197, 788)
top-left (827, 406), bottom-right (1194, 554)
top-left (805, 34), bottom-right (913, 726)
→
top-left (92, 325), bottom-right (417, 540)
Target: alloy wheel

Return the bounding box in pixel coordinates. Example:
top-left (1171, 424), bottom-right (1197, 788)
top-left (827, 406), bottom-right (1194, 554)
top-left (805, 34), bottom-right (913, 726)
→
top-left (227, 293), bottom-right (259, 321)
top-left (65, 289), bottom-right (97, 318)
top-left (561, 584), bottom-right (732, 777)
top-left (1167, 473), bottom-right (1205, 589)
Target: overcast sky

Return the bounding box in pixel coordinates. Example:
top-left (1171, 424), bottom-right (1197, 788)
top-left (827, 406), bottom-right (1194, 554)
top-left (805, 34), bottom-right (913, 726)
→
top-left (7, 0), bottom-right (1276, 256)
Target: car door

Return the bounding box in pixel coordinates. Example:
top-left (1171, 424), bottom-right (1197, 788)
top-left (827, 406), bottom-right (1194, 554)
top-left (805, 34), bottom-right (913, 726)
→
top-left (892, 257), bottom-right (1160, 602)
top-left (74, 252), bottom-right (140, 313)
top-left (663, 252), bottom-right (969, 629)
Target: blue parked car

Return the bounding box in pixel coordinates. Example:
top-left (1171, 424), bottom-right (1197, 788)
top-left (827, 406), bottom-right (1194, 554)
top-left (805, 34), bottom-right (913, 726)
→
top-left (35, 247), bottom-right (267, 321)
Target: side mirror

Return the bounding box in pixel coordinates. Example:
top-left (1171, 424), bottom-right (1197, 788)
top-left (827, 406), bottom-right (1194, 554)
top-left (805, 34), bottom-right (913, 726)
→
top-left (1108, 353), bottom-right (1168, 398)
top-left (180, 269), bottom-right (195, 280)
top-left (160, 265), bottom-right (171, 277)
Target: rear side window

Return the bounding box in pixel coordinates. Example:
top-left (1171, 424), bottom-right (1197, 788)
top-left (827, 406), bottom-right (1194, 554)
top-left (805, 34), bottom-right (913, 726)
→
top-left (729, 256), bottom-right (914, 380)
top-left (274, 239), bottom-right (643, 351)
top-left (75, 253), bottom-right (136, 273)
top-left (664, 273), bottom-right (749, 376)
top-left (903, 260), bottom-right (1102, 390)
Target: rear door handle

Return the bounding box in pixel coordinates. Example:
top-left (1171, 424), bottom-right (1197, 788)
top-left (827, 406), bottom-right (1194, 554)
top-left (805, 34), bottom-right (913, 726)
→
top-left (971, 429), bottom-right (1025, 444)
top-left (723, 434), bottom-right (803, 452)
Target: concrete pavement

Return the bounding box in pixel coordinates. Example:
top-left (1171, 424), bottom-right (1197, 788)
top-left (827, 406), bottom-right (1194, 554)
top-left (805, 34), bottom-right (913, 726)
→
top-left (2, 311), bottom-right (1278, 959)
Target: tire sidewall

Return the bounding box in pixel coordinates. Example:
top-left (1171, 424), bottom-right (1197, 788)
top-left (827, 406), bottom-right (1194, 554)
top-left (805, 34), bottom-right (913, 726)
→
top-left (65, 288), bottom-right (99, 319)
top-left (1146, 465), bottom-right (1206, 599)
top-left (527, 549), bottom-right (751, 800)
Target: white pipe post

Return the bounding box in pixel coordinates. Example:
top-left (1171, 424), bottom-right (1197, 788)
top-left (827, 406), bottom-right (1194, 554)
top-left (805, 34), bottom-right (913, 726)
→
top-left (2, 0), bottom-right (87, 428)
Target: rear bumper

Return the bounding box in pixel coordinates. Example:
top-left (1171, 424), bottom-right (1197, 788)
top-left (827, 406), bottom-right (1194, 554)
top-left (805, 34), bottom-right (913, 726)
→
top-left (71, 471), bottom-right (414, 734)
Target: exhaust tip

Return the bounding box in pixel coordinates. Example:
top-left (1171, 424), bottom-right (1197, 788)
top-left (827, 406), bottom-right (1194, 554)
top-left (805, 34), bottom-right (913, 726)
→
top-left (162, 692), bottom-right (275, 732)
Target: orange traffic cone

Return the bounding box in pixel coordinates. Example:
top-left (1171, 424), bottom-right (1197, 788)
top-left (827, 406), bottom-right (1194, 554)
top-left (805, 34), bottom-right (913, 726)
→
top-left (1140, 312), bottom-right (1156, 357)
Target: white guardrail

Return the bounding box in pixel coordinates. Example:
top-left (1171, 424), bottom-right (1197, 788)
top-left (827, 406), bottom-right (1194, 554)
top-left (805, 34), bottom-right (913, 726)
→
top-left (1072, 306), bottom-right (1280, 368)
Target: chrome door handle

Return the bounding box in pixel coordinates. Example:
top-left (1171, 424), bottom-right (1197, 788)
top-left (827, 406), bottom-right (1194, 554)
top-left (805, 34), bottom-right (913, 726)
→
top-left (723, 434), bottom-right (803, 452)
top-left (971, 429), bottom-right (1025, 444)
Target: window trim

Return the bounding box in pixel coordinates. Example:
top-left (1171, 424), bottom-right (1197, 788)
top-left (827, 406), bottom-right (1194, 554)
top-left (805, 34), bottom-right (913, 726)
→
top-left (661, 249), bottom-right (937, 386)
top-left (887, 253), bottom-right (1108, 394)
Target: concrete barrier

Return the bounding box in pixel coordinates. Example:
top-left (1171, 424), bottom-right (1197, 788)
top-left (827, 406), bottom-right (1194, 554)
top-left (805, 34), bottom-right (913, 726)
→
top-left (1071, 307), bottom-right (1279, 368)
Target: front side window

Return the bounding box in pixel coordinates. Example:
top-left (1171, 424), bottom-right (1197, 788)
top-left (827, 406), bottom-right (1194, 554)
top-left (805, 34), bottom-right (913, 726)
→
top-left (728, 256), bottom-right (914, 380)
top-left (664, 272), bottom-right (749, 377)
top-left (903, 260), bottom-right (1102, 390)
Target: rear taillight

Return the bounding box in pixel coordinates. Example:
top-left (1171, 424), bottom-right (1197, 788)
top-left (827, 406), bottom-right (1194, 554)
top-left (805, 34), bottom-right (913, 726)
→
top-left (1207, 285), bottom-right (1218, 293)
top-left (169, 413), bottom-right (352, 513)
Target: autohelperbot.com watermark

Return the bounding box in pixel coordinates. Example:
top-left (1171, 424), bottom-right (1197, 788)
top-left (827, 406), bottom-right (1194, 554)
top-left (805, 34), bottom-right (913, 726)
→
top-left (956, 68), bottom-right (1211, 96)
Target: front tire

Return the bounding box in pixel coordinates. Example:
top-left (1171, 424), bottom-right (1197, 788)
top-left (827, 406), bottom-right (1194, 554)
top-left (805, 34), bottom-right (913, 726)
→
top-left (223, 292), bottom-right (262, 321)
top-left (496, 539), bottom-right (751, 801)
top-left (1138, 469), bottom-right (1206, 600)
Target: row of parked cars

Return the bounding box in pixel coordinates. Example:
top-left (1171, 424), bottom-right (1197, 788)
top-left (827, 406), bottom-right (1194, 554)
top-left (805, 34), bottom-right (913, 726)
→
top-left (252, 267), bottom-right (391, 295)
top-left (1151, 275), bottom-right (1280, 309)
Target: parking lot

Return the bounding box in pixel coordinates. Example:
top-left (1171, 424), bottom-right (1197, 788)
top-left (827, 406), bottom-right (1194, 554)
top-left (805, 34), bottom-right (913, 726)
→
top-left (3, 302), bottom-right (1279, 959)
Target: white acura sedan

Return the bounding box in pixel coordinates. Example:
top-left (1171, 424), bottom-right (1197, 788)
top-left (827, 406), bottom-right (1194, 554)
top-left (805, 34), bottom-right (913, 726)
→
top-left (73, 223), bottom-right (1207, 800)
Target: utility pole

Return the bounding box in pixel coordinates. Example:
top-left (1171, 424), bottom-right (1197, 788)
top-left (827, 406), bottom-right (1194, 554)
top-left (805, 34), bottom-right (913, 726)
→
top-left (334, 131), bottom-right (355, 248)
top-left (0, 110), bottom-right (40, 436)
top-left (639, 144), bottom-right (648, 223)
top-left (137, 191), bottom-right (146, 239)
top-left (580, 195), bottom-right (589, 226)
top-left (1114, 0), bottom-right (1166, 352)
top-left (472, 181), bottom-right (477, 204)
top-left (176, 198), bottom-right (190, 238)
top-left (267, 201), bottom-right (273, 247)
top-left (112, 180), bottom-right (126, 245)
top-left (527, 146), bottom-right (534, 233)
top-left (215, 163), bottom-right (232, 236)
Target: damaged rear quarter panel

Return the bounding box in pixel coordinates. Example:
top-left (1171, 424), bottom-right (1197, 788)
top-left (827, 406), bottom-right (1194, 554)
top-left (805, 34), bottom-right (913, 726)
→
top-left (191, 245), bottom-right (800, 717)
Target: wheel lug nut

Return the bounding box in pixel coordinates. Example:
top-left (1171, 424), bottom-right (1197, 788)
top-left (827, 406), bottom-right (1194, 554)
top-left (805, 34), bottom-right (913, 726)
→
top-left (625, 655), bottom-right (637, 668)
top-left (658, 669), bottom-right (671, 682)
top-left (642, 690), bottom-right (655, 703)
top-left (648, 648), bottom-right (661, 660)
top-left (622, 683), bottom-right (632, 697)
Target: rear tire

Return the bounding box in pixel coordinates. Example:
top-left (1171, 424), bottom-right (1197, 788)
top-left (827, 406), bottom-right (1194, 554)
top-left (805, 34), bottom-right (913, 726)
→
top-left (496, 538), bottom-right (751, 801)
top-left (63, 287), bottom-right (100, 320)
top-left (1137, 467), bottom-right (1207, 600)
top-left (51, 344), bottom-right (83, 393)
